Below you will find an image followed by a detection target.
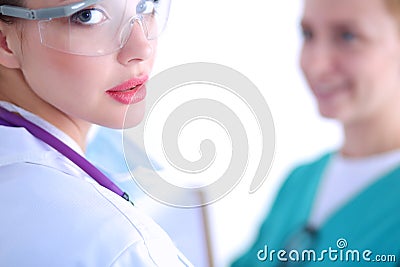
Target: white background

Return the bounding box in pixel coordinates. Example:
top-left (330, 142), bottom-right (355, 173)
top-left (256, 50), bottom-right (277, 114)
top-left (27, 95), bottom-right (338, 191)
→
top-left (151, 0), bottom-right (343, 266)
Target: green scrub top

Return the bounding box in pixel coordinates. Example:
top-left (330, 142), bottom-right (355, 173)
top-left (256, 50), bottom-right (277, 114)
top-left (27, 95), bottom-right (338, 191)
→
top-left (231, 153), bottom-right (400, 266)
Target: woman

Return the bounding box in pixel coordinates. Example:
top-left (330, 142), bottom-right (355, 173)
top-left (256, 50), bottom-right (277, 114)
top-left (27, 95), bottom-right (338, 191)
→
top-left (232, 0), bottom-right (400, 266)
top-left (0, 0), bottom-right (192, 266)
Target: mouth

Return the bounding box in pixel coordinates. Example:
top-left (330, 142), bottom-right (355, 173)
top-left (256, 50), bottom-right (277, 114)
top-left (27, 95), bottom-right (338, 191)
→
top-left (106, 75), bottom-right (149, 105)
top-left (311, 81), bottom-right (350, 99)
top-left (107, 75), bottom-right (149, 93)
top-left (118, 86), bottom-right (139, 92)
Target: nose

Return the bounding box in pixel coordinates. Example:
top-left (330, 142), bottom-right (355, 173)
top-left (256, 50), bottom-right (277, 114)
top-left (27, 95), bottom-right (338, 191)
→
top-left (300, 40), bottom-right (337, 81)
top-left (117, 19), bottom-right (154, 65)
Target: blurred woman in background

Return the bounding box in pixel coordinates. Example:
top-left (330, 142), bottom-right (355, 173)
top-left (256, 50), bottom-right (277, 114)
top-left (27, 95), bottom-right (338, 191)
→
top-left (232, 0), bottom-right (400, 265)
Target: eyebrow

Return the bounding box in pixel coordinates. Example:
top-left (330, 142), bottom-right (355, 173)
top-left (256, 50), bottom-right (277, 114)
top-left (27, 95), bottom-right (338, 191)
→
top-left (300, 17), bottom-right (359, 28)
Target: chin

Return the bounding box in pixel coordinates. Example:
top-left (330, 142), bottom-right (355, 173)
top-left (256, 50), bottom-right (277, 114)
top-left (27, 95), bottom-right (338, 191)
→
top-left (319, 105), bottom-right (358, 126)
top-left (319, 109), bottom-right (338, 119)
top-left (318, 104), bottom-right (347, 121)
top-left (122, 115), bottom-right (144, 129)
top-left (122, 100), bottom-right (146, 129)
top-left (95, 100), bottom-right (146, 129)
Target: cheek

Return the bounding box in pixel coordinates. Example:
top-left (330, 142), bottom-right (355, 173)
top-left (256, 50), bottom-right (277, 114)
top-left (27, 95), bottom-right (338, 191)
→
top-left (299, 46), bottom-right (311, 81)
top-left (20, 38), bottom-right (113, 97)
top-left (358, 51), bottom-right (400, 91)
top-left (344, 49), bottom-right (400, 115)
top-left (19, 23), bottom-right (115, 91)
top-left (299, 46), bottom-right (308, 71)
top-left (22, 53), bottom-right (106, 103)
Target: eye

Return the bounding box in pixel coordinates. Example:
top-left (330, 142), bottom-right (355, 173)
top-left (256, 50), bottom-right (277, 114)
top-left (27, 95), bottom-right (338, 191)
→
top-left (301, 28), bottom-right (313, 41)
top-left (341, 31), bottom-right (355, 41)
top-left (71, 8), bottom-right (108, 25)
top-left (136, 0), bottom-right (157, 15)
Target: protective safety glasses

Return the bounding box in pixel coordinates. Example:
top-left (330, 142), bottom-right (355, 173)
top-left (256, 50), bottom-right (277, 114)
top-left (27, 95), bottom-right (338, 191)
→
top-left (0, 0), bottom-right (171, 56)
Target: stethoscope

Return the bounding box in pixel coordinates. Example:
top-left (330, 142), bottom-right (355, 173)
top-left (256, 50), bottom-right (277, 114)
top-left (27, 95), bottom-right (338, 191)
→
top-left (0, 106), bottom-right (132, 204)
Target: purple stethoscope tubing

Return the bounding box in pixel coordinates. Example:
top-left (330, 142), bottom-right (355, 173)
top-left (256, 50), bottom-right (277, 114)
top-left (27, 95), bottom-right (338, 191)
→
top-left (0, 106), bottom-right (131, 202)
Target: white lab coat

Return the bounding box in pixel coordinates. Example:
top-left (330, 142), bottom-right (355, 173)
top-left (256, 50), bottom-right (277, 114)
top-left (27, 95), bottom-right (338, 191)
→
top-left (0, 102), bottom-right (192, 267)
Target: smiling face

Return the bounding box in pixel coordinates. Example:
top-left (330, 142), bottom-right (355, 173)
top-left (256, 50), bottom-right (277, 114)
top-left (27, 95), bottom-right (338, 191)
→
top-left (300, 0), bottom-right (400, 125)
top-left (0, 0), bottom-right (157, 132)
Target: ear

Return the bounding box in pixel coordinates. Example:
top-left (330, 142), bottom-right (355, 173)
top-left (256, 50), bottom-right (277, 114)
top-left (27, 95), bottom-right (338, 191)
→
top-left (0, 25), bottom-right (21, 69)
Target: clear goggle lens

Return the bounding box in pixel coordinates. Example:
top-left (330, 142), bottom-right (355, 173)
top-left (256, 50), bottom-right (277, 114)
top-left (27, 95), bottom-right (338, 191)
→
top-left (37, 0), bottom-right (170, 56)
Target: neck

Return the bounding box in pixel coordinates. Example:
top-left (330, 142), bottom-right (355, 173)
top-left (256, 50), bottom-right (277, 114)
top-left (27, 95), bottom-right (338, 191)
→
top-left (0, 69), bottom-right (90, 151)
top-left (341, 110), bottom-right (400, 158)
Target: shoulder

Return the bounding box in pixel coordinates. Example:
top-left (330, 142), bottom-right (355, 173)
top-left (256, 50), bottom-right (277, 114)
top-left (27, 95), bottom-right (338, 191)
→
top-left (283, 152), bottom-right (332, 189)
top-left (269, 152), bottom-right (333, 209)
top-left (0, 127), bottom-right (190, 266)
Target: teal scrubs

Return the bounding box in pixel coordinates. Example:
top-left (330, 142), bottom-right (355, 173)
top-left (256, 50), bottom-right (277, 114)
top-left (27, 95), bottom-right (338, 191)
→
top-left (231, 153), bottom-right (400, 266)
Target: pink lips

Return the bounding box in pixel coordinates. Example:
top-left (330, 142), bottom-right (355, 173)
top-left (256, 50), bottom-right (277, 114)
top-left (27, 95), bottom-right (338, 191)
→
top-left (106, 76), bottom-right (148, 105)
